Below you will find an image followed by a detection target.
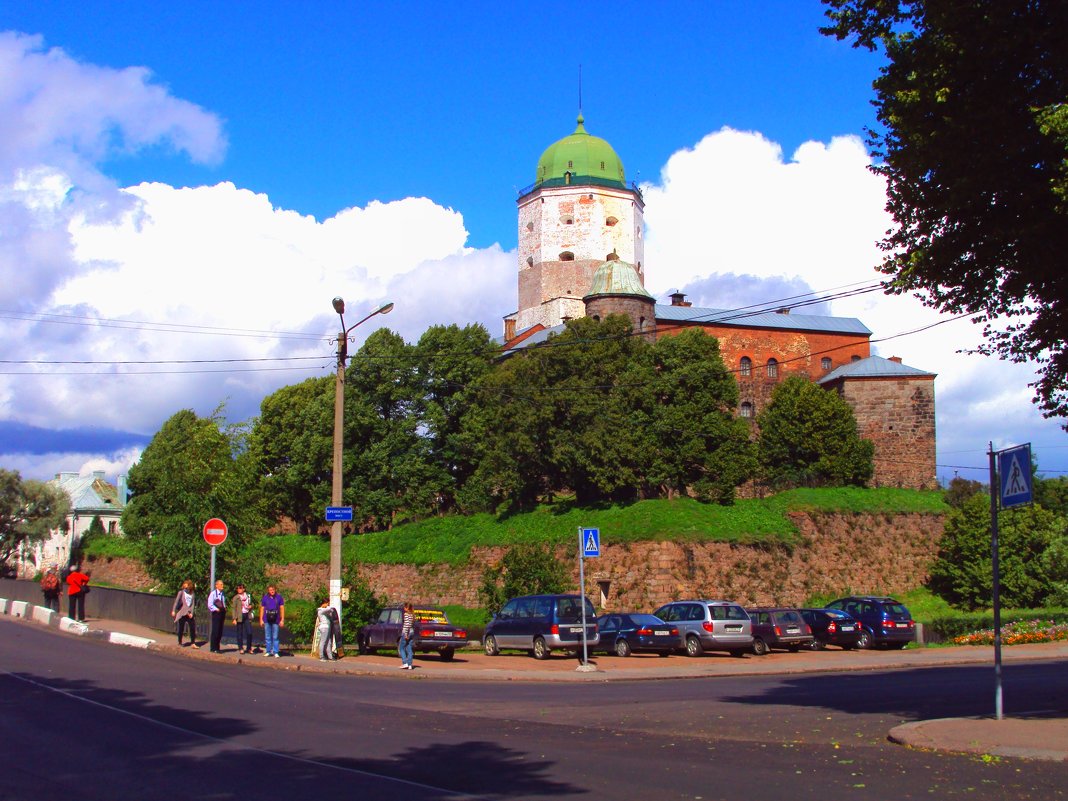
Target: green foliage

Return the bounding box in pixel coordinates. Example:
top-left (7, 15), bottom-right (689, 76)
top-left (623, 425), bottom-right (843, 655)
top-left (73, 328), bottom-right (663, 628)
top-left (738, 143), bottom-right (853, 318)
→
top-left (341, 556), bottom-right (387, 635)
top-left (121, 408), bottom-right (268, 593)
top-left (756, 376), bottom-right (874, 488)
top-left (1034, 475), bottom-right (1068, 518)
top-left (282, 598), bottom-right (316, 646)
top-left (943, 476), bottom-right (985, 509)
top-left (926, 609), bottom-right (1068, 643)
top-left (81, 534), bottom-right (144, 560)
top-left (238, 487), bottom-right (949, 568)
top-left (928, 494), bottom-right (1068, 610)
top-left (1043, 534), bottom-right (1068, 605)
top-left (478, 543), bottom-right (569, 616)
top-left (0, 468), bottom-right (70, 573)
top-left (821, 0), bottom-right (1068, 423)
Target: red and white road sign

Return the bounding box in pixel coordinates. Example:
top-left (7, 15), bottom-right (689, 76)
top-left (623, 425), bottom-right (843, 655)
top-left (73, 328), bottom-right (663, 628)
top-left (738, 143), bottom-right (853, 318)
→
top-left (202, 518), bottom-right (228, 546)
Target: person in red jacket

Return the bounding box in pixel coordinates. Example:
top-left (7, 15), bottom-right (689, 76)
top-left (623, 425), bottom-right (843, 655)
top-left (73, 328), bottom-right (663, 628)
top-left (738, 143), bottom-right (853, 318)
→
top-left (66, 567), bottom-right (90, 621)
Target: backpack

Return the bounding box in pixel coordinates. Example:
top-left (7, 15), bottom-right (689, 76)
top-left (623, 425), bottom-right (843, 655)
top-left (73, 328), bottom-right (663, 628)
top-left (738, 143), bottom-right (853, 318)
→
top-left (41, 573), bottom-right (59, 592)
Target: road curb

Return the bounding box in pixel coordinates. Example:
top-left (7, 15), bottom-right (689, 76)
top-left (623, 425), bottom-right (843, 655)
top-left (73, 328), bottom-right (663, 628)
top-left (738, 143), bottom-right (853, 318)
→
top-left (889, 718), bottom-right (1068, 762)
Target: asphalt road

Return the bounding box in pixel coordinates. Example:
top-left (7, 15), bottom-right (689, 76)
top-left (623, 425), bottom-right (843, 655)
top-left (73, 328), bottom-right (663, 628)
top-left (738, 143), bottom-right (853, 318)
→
top-left (2, 618), bottom-right (1066, 801)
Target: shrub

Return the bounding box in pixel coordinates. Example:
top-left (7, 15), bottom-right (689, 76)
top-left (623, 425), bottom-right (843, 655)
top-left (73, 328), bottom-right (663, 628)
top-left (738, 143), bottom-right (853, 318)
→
top-left (478, 543), bottom-right (568, 616)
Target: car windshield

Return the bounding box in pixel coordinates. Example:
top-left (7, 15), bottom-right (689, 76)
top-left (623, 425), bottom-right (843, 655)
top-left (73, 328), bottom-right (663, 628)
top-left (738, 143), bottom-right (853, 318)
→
top-left (555, 597), bottom-right (596, 622)
top-left (413, 608), bottom-right (449, 623)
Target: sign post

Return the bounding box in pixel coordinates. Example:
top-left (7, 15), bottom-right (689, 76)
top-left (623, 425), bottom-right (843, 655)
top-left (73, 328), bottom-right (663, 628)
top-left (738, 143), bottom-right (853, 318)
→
top-left (989, 442), bottom-right (1032, 721)
top-left (577, 527), bottom-right (600, 672)
top-left (203, 518), bottom-right (228, 588)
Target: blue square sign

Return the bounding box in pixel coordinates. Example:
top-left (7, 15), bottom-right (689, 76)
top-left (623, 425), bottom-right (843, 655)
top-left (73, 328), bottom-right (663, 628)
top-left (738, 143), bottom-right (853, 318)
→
top-left (325, 506), bottom-right (354, 522)
top-left (581, 527), bottom-right (600, 558)
top-left (998, 444), bottom-right (1032, 509)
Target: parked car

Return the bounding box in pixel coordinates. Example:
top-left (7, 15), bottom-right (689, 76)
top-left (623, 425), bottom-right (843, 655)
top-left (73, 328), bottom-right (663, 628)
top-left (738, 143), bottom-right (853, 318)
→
top-left (825, 596), bottom-right (916, 649)
top-left (651, 600), bottom-right (753, 657)
top-left (357, 604), bottom-right (468, 661)
top-left (483, 594), bottom-right (599, 659)
top-left (592, 613), bottom-right (681, 657)
top-left (746, 607), bottom-right (814, 655)
top-left (798, 608), bottom-right (862, 650)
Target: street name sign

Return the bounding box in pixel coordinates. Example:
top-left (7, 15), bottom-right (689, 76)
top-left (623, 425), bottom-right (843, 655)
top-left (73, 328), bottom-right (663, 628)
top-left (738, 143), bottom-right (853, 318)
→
top-left (326, 506), bottom-right (354, 522)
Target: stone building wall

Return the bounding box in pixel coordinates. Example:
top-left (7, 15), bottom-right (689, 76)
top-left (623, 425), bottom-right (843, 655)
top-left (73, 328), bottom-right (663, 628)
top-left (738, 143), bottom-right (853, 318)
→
top-left (838, 377), bottom-right (937, 489)
top-left (585, 296), bottom-right (656, 340)
top-left (266, 511), bottom-right (943, 609)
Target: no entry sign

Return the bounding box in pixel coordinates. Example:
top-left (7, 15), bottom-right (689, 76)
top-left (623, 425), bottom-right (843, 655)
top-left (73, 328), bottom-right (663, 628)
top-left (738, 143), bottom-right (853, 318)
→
top-left (203, 518), bottom-right (228, 546)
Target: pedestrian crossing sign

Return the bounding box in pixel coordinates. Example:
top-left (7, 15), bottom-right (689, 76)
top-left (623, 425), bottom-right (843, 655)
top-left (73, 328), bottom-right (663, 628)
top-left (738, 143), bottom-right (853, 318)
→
top-left (998, 444), bottom-right (1032, 509)
top-left (581, 527), bottom-right (600, 558)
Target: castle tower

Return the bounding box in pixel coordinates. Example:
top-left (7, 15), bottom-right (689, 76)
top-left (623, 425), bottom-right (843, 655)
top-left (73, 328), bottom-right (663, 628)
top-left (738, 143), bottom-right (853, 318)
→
top-left (515, 114), bottom-right (646, 331)
top-left (584, 252), bottom-right (657, 342)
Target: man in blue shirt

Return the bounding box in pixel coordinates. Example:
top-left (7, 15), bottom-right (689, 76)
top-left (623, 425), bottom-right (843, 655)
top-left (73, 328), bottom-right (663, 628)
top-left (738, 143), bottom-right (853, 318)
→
top-left (260, 585), bottom-right (285, 657)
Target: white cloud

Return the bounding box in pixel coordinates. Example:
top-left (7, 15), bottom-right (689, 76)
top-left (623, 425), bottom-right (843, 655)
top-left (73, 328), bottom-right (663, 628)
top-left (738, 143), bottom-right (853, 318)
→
top-left (0, 446), bottom-right (142, 485)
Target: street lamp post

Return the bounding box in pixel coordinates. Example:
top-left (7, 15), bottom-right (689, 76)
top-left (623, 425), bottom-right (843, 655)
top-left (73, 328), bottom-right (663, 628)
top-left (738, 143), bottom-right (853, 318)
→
top-left (330, 297), bottom-right (394, 623)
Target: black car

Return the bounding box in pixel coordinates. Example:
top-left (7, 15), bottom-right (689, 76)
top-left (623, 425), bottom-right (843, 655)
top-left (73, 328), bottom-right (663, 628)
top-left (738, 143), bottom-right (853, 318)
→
top-left (746, 607), bottom-right (814, 654)
top-left (357, 604), bottom-right (468, 660)
top-left (825, 596), bottom-right (916, 649)
top-left (798, 608), bottom-right (862, 650)
top-left (592, 613), bottom-right (681, 657)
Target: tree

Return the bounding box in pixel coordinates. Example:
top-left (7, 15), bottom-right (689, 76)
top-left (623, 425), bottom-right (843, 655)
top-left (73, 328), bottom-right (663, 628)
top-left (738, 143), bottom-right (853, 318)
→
top-left (478, 544), bottom-right (569, 617)
top-left (943, 476), bottom-right (984, 509)
top-left (756, 376), bottom-right (874, 488)
top-left (0, 469), bottom-right (70, 575)
top-left (121, 408), bottom-right (266, 592)
top-left (646, 328), bottom-right (756, 503)
top-left (928, 493), bottom-right (1067, 609)
top-left (821, 1), bottom-right (1068, 422)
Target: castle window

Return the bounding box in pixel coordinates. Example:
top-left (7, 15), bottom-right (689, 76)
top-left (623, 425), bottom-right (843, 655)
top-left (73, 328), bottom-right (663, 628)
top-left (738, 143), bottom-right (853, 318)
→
top-left (600, 161), bottom-right (605, 170)
top-left (740, 356), bottom-right (752, 377)
top-left (851, 355), bottom-right (861, 362)
top-left (559, 251), bottom-right (575, 261)
top-left (766, 358), bottom-right (779, 379)
top-left (639, 316), bottom-right (646, 331)
top-left (605, 216), bottom-right (618, 227)
top-left (526, 256), bottom-right (534, 267)
top-left (740, 402), bottom-right (754, 419)
top-left (821, 357), bottom-right (832, 371)
top-left (526, 221), bottom-right (534, 231)
top-left (564, 171), bottom-right (572, 185)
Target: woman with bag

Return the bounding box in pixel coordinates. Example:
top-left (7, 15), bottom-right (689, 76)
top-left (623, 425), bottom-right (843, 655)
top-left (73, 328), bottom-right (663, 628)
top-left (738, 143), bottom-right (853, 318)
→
top-left (398, 602), bottom-right (415, 670)
top-left (171, 579), bottom-right (199, 648)
top-left (232, 584), bottom-right (254, 654)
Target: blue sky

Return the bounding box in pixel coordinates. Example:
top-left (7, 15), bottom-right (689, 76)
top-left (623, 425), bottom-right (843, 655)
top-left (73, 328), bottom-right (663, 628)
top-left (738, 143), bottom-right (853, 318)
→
top-left (0, 1), bottom-right (1064, 485)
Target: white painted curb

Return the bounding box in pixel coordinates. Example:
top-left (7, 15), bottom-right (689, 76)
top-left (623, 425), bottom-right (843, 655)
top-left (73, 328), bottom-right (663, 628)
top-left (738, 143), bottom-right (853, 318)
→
top-left (59, 617), bottom-right (90, 635)
top-left (10, 600), bottom-right (29, 618)
top-left (0, 597), bottom-right (8, 615)
top-left (108, 631), bottom-right (155, 649)
top-left (32, 606), bottom-right (57, 626)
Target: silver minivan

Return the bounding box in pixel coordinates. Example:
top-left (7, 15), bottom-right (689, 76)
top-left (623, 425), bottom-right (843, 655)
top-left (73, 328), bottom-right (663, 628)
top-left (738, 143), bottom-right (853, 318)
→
top-left (652, 600), bottom-right (753, 657)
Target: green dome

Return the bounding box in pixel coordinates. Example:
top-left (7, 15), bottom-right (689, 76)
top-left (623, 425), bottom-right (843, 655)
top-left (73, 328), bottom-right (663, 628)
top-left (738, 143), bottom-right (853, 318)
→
top-left (535, 114), bottom-right (626, 189)
top-left (585, 256), bottom-right (653, 299)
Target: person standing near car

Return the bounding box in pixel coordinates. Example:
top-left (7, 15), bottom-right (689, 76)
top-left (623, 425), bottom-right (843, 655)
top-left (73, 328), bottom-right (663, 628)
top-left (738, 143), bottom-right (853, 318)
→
top-left (207, 579), bottom-right (227, 653)
top-left (232, 583), bottom-right (254, 654)
top-left (260, 584), bottom-right (284, 658)
top-left (398, 602), bottom-right (415, 670)
top-left (65, 566), bottom-right (90, 622)
top-left (171, 579), bottom-right (199, 648)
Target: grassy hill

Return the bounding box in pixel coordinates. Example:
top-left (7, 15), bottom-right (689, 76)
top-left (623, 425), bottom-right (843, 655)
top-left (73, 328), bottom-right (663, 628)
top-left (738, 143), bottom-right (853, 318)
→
top-left (249, 487), bottom-right (948, 567)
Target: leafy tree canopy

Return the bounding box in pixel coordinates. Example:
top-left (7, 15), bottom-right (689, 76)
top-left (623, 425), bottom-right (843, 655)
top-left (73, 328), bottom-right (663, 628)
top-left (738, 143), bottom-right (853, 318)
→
top-left (478, 543), bottom-right (569, 617)
top-left (0, 469), bottom-right (70, 574)
top-left (821, 0), bottom-right (1068, 422)
top-left (757, 375), bottom-right (874, 489)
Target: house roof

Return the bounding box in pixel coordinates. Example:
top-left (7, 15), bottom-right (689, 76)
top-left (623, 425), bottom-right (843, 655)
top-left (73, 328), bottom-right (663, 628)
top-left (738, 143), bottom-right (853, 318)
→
top-left (50, 472), bottom-right (123, 514)
top-left (654, 304), bottom-right (872, 336)
top-left (817, 354), bottom-right (936, 384)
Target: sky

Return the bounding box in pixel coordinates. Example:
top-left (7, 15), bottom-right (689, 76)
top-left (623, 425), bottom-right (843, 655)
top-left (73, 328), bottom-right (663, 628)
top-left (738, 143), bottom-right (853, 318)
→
top-left (0, 1), bottom-right (1064, 488)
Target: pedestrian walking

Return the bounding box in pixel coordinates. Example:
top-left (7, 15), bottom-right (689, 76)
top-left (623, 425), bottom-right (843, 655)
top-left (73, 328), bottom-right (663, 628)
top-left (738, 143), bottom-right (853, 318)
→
top-left (398, 601), bottom-right (415, 670)
top-left (40, 566), bottom-right (61, 613)
top-left (232, 584), bottom-right (254, 654)
top-left (259, 585), bottom-right (284, 657)
top-left (207, 580), bottom-right (227, 653)
top-left (65, 567), bottom-right (90, 622)
top-left (316, 600), bottom-right (336, 661)
top-left (171, 580), bottom-right (200, 648)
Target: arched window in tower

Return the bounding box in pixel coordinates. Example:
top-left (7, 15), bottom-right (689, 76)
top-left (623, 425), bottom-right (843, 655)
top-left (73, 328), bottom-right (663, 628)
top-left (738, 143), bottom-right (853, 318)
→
top-left (526, 221), bottom-right (534, 231)
top-left (851, 355), bottom-right (861, 363)
top-left (740, 401), bottom-right (754, 419)
top-left (638, 316), bottom-right (646, 331)
top-left (740, 356), bottom-right (752, 377)
top-left (605, 216), bottom-right (618, 227)
top-left (564, 171), bottom-right (572, 185)
top-left (767, 358), bottom-right (779, 379)
top-left (559, 251), bottom-right (575, 261)
top-left (568, 160), bottom-right (573, 169)
top-left (526, 256), bottom-right (534, 267)
top-left (821, 357), bottom-right (832, 371)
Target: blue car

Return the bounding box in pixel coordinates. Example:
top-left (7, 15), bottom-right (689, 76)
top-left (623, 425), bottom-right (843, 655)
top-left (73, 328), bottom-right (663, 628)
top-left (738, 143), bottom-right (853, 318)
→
top-left (593, 613), bottom-right (681, 657)
top-left (825, 596), bottom-right (916, 649)
top-left (483, 594), bottom-right (599, 659)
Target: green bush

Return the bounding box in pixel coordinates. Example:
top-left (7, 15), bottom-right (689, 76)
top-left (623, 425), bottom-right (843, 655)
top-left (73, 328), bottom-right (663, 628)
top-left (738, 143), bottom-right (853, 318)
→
top-left (926, 609), bottom-right (1068, 642)
top-left (478, 543), bottom-right (569, 616)
top-left (282, 598), bottom-right (316, 647)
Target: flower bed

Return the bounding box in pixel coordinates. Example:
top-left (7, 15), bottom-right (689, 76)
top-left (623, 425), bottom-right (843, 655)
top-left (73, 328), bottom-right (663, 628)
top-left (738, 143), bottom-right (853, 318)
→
top-left (952, 619), bottom-right (1068, 646)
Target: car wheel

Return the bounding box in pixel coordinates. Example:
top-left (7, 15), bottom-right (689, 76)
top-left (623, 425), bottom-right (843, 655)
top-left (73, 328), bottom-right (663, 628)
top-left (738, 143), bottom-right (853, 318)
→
top-left (657, 651), bottom-right (671, 657)
top-left (532, 637), bottom-right (549, 660)
top-left (855, 629), bottom-right (873, 650)
top-left (440, 647), bottom-right (455, 661)
top-left (614, 639), bottom-right (632, 658)
top-left (685, 635), bottom-right (704, 657)
top-left (807, 638), bottom-right (826, 651)
top-left (483, 635), bottom-right (500, 656)
top-left (357, 635), bottom-right (374, 656)
top-left (752, 637), bottom-right (769, 656)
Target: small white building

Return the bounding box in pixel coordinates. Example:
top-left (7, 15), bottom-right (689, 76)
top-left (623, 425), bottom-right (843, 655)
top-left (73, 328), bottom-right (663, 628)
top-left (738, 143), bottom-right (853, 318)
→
top-left (19, 471), bottom-right (127, 576)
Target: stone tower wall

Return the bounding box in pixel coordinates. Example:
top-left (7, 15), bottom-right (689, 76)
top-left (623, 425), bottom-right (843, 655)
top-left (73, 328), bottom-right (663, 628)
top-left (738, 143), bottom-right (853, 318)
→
top-left (585, 295), bottom-right (657, 340)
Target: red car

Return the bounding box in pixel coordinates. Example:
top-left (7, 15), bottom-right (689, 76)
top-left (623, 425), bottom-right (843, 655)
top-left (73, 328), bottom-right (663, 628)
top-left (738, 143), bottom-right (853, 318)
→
top-left (357, 604), bottom-right (468, 661)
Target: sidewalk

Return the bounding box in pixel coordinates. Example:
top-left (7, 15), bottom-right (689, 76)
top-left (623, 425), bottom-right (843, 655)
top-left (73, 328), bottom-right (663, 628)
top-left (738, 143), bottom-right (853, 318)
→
top-left (3, 598), bottom-right (1067, 762)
